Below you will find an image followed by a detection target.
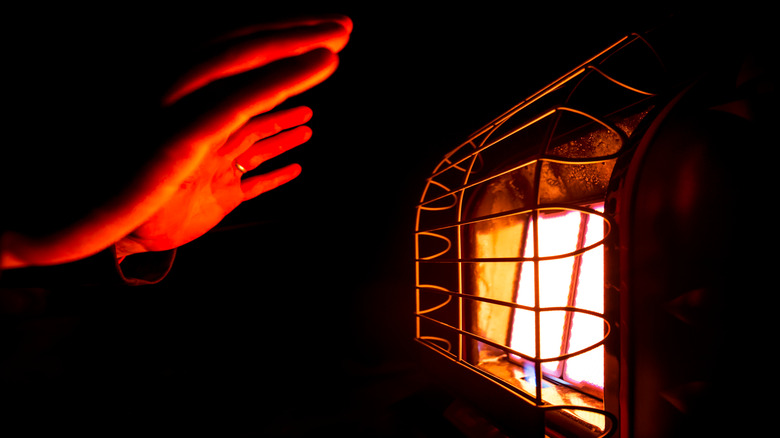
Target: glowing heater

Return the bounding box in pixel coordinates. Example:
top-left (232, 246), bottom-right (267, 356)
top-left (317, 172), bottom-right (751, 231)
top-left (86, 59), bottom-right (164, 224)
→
top-left (414, 18), bottom-right (766, 437)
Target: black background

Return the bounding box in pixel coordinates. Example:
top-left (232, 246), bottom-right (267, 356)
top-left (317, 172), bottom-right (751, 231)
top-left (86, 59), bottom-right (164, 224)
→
top-left (2, 3), bottom-right (763, 436)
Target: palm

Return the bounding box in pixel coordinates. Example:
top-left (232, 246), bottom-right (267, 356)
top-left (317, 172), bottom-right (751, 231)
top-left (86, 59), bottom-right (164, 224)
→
top-left (124, 107), bottom-right (312, 252)
top-left (1, 15), bottom-right (351, 268)
top-left (125, 146), bottom-right (244, 253)
top-left (127, 160), bottom-right (242, 252)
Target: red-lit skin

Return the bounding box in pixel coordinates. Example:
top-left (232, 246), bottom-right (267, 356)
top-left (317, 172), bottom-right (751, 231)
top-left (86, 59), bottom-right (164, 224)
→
top-left (1, 15), bottom-right (352, 269)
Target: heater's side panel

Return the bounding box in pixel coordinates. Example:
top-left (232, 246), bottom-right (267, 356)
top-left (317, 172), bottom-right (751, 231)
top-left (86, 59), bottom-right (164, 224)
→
top-left (615, 80), bottom-right (767, 438)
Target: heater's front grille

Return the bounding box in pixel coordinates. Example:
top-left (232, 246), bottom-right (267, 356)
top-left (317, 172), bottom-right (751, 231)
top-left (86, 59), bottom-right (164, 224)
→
top-left (414, 32), bottom-right (666, 437)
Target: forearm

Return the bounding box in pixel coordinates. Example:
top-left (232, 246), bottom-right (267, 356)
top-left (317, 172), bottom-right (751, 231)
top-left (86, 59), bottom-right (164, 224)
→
top-left (0, 243), bottom-right (175, 288)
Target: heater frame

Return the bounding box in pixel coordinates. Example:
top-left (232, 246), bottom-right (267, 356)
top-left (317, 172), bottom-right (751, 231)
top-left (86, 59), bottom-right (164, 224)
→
top-left (415, 11), bottom-right (773, 438)
top-left (414, 29), bottom-right (675, 437)
top-left (415, 34), bottom-right (672, 436)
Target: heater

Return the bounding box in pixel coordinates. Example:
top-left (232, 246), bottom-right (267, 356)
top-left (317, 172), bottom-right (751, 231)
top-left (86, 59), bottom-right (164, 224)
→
top-left (414, 16), bottom-right (771, 438)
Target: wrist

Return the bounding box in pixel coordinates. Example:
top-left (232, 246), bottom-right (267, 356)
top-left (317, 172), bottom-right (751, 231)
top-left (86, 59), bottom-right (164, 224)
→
top-left (114, 236), bottom-right (149, 260)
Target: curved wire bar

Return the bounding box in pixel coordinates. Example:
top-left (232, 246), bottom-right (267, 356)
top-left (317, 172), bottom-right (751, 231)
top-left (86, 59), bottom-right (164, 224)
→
top-left (416, 287), bottom-right (611, 364)
top-left (585, 65), bottom-right (656, 96)
top-left (416, 284), bottom-right (453, 315)
top-left (418, 107), bottom-right (628, 210)
top-left (419, 336), bottom-right (453, 352)
top-left (420, 32), bottom-right (662, 195)
top-left (415, 232), bottom-right (453, 261)
top-left (414, 31), bottom-right (668, 436)
top-left (418, 179), bottom-right (459, 211)
top-left (417, 205), bottom-right (613, 264)
top-left (540, 404), bottom-right (618, 438)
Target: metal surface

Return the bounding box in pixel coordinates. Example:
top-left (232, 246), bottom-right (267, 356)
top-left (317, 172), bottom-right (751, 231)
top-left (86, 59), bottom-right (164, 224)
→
top-left (414, 32), bottom-right (667, 437)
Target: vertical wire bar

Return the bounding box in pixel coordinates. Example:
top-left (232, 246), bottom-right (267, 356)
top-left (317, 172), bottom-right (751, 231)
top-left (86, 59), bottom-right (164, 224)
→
top-left (456, 190), bottom-right (465, 362)
top-left (559, 211), bottom-right (591, 379)
top-left (414, 215), bottom-right (421, 341)
top-left (414, 182), bottom-right (429, 341)
top-left (534, 103), bottom-right (555, 405)
top-left (415, 267), bottom-right (421, 339)
top-left (532, 208), bottom-right (543, 404)
top-left (456, 151), bottom-right (480, 363)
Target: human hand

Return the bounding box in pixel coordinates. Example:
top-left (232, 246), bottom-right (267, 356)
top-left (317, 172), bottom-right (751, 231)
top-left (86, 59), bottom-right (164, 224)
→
top-left (115, 105), bottom-right (313, 256)
top-left (1, 15), bottom-right (352, 268)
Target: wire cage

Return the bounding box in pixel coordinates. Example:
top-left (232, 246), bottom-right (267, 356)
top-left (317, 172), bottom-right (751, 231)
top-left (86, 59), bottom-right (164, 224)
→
top-left (414, 32), bottom-right (669, 437)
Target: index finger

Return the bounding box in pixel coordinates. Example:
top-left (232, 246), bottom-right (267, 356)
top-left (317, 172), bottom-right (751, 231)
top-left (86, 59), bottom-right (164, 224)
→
top-left (214, 14), bottom-right (353, 42)
top-left (218, 105), bottom-right (313, 158)
top-left (163, 14), bottom-right (352, 106)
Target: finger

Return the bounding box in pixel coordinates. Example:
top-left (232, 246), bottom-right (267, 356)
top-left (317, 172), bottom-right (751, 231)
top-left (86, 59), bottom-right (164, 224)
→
top-left (235, 125), bottom-right (312, 173)
top-left (241, 163), bottom-right (302, 201)
top-left (164, 16), bottom-right (351, 106)
top-left (17, 51), bottom-right (337, 268)
top-left (167, 48), bottom-right (337, 162)
top-left (215, 14), bottom-right (353, 45)
top-left (219, 106), bottom-right (312, 158)
top-left (1, 25), bottom-right (342, 269)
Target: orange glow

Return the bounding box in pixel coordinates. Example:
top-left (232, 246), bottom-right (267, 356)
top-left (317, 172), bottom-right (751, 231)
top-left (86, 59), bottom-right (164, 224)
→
top-left (510, 205), bottom-right (605, 390)
top-left (1, 15), bottom-right (351, 270)
top-left (512, 210), bottom-right (581, 372)
top-left (472, 216), bottom-right (526, 355)
top-left (414, 30), bottom-right (667, 436)
top-left (163, 17), bottom-right (352, 106)
top-left (565, 207), bottom-right (604, 389)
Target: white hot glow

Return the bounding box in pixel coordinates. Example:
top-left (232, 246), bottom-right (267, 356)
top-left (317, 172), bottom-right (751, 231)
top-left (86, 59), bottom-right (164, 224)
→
top-left (510, 206), bottom-right (605, 390)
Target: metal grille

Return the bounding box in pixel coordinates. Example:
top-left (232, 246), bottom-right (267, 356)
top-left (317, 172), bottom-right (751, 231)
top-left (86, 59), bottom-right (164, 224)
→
top-left (414, 33), bottom-right (666, 437)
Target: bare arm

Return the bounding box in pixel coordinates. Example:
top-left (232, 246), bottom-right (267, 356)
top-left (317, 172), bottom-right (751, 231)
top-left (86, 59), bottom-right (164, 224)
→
top-left (1, 14), bottom-right (352, 269)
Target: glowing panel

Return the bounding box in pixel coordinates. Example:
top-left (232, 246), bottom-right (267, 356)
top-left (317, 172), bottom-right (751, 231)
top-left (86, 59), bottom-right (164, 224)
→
top-left (510, 205), bottom-right (604, 390)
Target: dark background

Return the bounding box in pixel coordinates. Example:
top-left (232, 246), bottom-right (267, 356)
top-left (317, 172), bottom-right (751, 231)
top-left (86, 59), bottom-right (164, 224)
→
top-left (3, 3), bottom-right (759, 436)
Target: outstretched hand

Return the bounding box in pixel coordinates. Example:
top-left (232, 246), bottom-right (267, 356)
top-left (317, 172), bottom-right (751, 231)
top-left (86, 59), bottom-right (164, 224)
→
top-left (116, 106), bottom-right (313, 256)
top-left (1, 15), bottom-right (352, 268)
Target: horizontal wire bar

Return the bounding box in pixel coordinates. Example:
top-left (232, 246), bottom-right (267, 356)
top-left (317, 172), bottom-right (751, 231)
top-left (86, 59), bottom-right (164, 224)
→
top-left (418, 336), bottom-right (452, 352)
top-left (416, 311), bottom-right (609, 364)
top-left (420, 33), bottom-right (642, 191)
top-left (417, 284), bottom-right (608, 320)
top-left (424, 95), bottom-right (568, 182)
top-left (465, 34), bottom-right (634, 141)
top-left (417, 312), bottom-right (537, 363)
top-left (417, 336), bottom-right (618, 437)
top-left (420, 148), bottom-right (619, 211)
top-left (418, 110), bottom-right (626, 209)
top-left (415, 231), bottom-right (453, 261)
top-left (417, 292), bottom-right (452, 315)
top-left (416, 244), bottom-right (601, 263)
top-left (416, 203), bottom-right (611, 235)
top-left (414, 338), bottom-right (544, 407)
top-left (586, 65), bottom-right (656, 96)
top-left (539, 405), bottom-right (617, 438)
top-left (414, 34), bottom-right (664, 437)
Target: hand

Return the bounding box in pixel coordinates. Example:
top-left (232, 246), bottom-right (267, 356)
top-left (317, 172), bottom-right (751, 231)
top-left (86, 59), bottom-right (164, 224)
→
top-left (115, 105), bottom-right (313, 255)
top-left (1, 14), bottom-right (352, 268)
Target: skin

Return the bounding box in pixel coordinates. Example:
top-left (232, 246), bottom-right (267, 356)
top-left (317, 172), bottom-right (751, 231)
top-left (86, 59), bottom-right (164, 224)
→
top-left (1, 14), bottom-right (352, 269)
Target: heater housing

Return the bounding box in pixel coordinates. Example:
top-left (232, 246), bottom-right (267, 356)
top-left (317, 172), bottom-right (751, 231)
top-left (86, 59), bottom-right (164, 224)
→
top-left (414, 15), bottom-right (773, 438)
